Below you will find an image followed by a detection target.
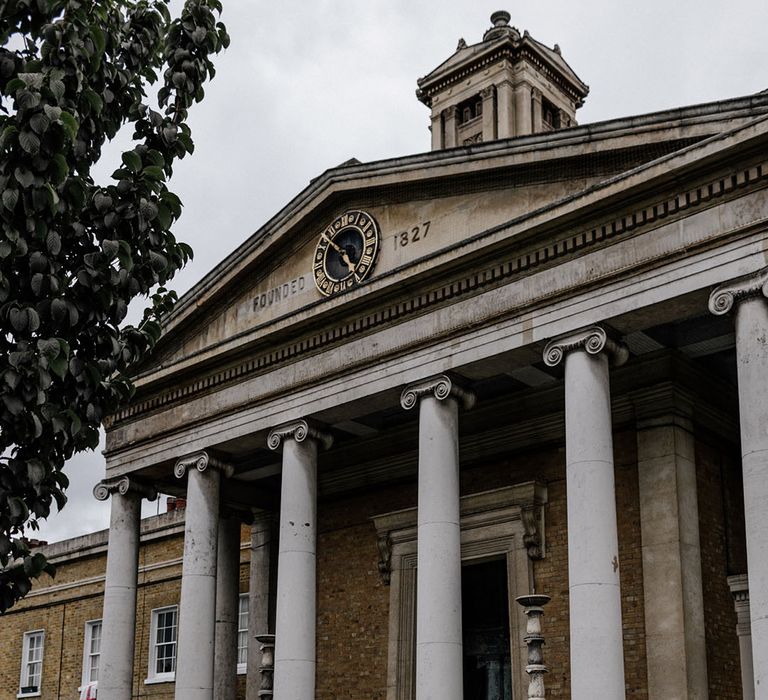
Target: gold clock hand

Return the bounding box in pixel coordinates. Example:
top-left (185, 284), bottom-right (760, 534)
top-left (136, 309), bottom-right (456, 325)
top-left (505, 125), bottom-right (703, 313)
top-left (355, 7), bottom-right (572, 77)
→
top-left (322, 233), bottom-right (356, 273)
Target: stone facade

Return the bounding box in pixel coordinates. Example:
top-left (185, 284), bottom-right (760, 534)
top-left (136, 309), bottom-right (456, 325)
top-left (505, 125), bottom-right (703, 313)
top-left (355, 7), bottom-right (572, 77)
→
top-left (4, 10), bottom-right (768, 700)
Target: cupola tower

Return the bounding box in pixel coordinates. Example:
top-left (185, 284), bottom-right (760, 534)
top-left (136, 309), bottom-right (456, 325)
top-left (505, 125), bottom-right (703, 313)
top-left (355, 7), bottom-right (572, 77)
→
top-left (417, 11), bottom-right (589, 149)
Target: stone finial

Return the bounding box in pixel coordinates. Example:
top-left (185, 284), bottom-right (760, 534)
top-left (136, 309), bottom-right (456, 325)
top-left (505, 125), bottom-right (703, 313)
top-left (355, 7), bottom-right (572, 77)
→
top-left (173, 450), bottom-right (234, 479)
top-left (255, 634), bottom-right (275, 697)
top-left (483, 10), bottom-right (520, 42)
top-left (542, 326), bottom-right (629, 368)
top-left (400, 374), bottom-right (476, 411)
top-left (93, 476), bottom-right (157, 502)
top-left (708, 266), bottom-right (768, 315)
top-left (266, 419), bottom-right (333, 452)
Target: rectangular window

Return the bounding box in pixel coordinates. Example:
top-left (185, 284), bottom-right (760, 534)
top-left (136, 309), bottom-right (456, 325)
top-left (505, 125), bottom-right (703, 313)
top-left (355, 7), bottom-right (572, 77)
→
top-left (147, 606), bottom-right (178, 683)
top-left (19, 630), bottom-right (44, 697)
top-left (81, 620), bottom-right (102, 687)
top-left (237, 594), bottom-right (249, 673)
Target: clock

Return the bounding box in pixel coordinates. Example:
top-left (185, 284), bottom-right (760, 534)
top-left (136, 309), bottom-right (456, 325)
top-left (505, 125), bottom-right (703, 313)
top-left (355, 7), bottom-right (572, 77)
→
top-left (313, 210), bottom-right (380, 297)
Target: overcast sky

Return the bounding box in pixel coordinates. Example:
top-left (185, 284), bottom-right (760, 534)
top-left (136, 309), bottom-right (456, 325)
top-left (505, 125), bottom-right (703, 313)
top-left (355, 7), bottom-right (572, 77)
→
top-left (32, 0), bottom-right (768, 543)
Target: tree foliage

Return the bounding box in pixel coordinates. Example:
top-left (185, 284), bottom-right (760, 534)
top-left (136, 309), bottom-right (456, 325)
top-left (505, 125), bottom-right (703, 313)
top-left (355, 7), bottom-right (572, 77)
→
top-left (0, 0), bottom-right (228, 612)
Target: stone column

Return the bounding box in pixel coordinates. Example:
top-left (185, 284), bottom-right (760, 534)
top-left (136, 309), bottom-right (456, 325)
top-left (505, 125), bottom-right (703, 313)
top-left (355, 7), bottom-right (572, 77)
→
top-left (480, 86), bottom-right (497, 143)
top-left (710, 267), bottom-right (768, 696)
top-left (246, 511), bottom-right (275, 700)
top-left (514, 82), bottom-right (533, 136)
top-left (430, 111), bottom-right (444, 151)
top-left (174, 452), bottom-right (233, 700)
top-left (496, 80), bottom-right (515, 138)
top-left (443, 106), bottom-right (458, 148)
top-left (728, 574), bottom-right (754, 700)
top-left (531, 88), bottom-right (543, 133)
top-left (637, 415), bottom-right (708, 698)
top-left (268, 420), bottom-right (333, 700)
top-left (214, 515), bottom-right (242, 700)
top-left (401, 375), bottom-right (475, 700)
top-left (543, 326), bottom-right (629, 700)
top-left (94, 477), bottom-right (157, 700)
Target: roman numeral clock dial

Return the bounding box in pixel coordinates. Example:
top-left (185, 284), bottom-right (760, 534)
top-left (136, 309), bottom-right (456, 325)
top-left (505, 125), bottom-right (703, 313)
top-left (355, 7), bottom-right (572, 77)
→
top-left (313, 210), bottom-right (381, 297)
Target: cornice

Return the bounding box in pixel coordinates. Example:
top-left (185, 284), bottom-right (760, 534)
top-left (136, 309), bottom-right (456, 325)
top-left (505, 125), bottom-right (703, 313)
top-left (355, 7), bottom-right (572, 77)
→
top-left (93, 476), bottom-right (157, 502)
top-left (266, 419), bottom-right (333, 452)
top-left (417, 41), bottom-right (587, 106)
top-left (542, 325), bottom-right (629, 367)
top-left (107, 159), bottom-right (768, 430)
top-left (708, 265), bottom-right (768, 315)
top-left (400, 374), bottom-right (476, 411)
top-left (173, 450), bottom-right (234, 479)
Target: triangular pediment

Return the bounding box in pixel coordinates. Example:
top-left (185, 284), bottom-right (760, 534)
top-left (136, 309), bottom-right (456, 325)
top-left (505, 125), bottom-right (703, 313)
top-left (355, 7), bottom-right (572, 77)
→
top-left (130, 96), bottom-right (768, 390)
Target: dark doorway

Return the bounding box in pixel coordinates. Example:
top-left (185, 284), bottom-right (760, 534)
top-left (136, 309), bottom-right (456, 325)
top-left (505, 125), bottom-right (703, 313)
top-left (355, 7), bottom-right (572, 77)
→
top-left (462, 558), bottom-right (513, 700)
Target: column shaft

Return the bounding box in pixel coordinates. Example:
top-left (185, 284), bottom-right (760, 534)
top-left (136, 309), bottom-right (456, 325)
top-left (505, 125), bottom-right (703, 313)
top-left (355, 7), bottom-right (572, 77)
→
top-left (273, 438), bottom-right (318, 700)
top-left (214, 517), bottom-right (241, 699)
top-left (246, 514), bottom-right (273, 700)
top-left (514, 83), bottom-right (532, 136)
top-left (564, 349), bottom-right (625, 699)
top-left (98, 493), bottom-right (141, 700)
top-left (416, 394), bottom-right (463, 700)
top-left (735, 296), bottom-right (768, 694)
top-left (175, 467), bottom-right (221, 700)
top-left (638, 419), bottom-right (707, 698)
top-left (496, 80), bottom-right (515, 138)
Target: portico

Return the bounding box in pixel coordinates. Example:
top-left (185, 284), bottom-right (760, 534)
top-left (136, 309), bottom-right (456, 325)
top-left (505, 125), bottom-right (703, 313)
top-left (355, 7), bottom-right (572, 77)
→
top-left (93, 14), bottom-right (768, 698)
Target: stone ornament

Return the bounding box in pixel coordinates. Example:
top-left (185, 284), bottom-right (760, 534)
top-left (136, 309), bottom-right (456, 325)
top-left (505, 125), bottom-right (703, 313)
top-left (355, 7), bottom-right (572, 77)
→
top-left (266, 419), bottom-right (333, 452)
top-left (93, 476), bottom-right (157, 502)
top-left (516, 594), bottom-right (551, 700)
top-left (173, 450), bottom-right (235, 479)
top-left (708, 265), bottom-right (768, 315)
top-left (542, 325), bottom-right (629, 367)
top-left (400, 373), bottom-right (476, 411)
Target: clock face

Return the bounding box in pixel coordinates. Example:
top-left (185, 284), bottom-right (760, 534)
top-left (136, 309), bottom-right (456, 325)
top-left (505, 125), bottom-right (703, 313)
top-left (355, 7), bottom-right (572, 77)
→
top-left (313, 210), bottom-right (380, 297)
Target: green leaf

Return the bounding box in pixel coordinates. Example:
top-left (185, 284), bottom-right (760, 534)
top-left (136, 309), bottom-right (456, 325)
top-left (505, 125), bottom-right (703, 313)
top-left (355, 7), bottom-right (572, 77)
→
top-left (2, 188), bottom-right (18, 211)
top-left (142, 165), bottom-right (165, 182)
top-left (49, 355), bottom-right (67, 379)
top-left (59, 111), bottom-right (79, 139)
top-left (29, 112), bottom-right (50, 134)
top-left (122, 151), bottom-right (141, 173)
top-left (83, 89), bottom-right (103, 114)
top-left (46, 231), bottom-right (61, 256)
top-left (49, 78), bottom-right (66, 100)
top-left (19, 131), bottom-right (40, 155)
top-left (91, 25), bottom-right (106, 55)
top-left (50, 154), bottom-right (68, 185)
top-left (0, 125), bottom-right (18, 150)
top-left (14, 167), bottom-right (34, 188)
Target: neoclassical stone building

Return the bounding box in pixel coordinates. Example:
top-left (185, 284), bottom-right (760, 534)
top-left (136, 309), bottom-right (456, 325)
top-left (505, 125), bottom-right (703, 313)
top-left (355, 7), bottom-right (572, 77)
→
top-left (7, 10), bottom-right (768, 700)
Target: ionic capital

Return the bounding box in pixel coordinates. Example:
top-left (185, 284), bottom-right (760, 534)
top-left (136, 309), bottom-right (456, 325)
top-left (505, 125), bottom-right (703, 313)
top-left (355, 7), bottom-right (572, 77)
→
top-left (400, 374), bottom-right (476, 411)
top-left (542, 325), bottom-right (629, 368)
top-left (480, 85), bottom-right (496, 100)
top-left (267, 419), bottom-right (333, 452)
top-left (173, 450), bottom-right (234, 479)
top-left (443, 105), bottom-right (459, 120)
top-left (708, 266), bottom-right (768, 315)
top-left (93, 476), bottom-right (157, 502)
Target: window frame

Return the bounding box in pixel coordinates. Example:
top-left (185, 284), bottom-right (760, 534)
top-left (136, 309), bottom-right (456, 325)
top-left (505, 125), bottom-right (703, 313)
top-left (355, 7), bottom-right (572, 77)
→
top-left (372, 483), bottom-right (546, 700)
top-left (80, 619), bottom-right (102, 690)
top-left (237, 593), bottom-right (249, 675)
top-left (146, 605), bottom-right (178, 684)
top-left (18, 629), bottom-right (45, 698)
